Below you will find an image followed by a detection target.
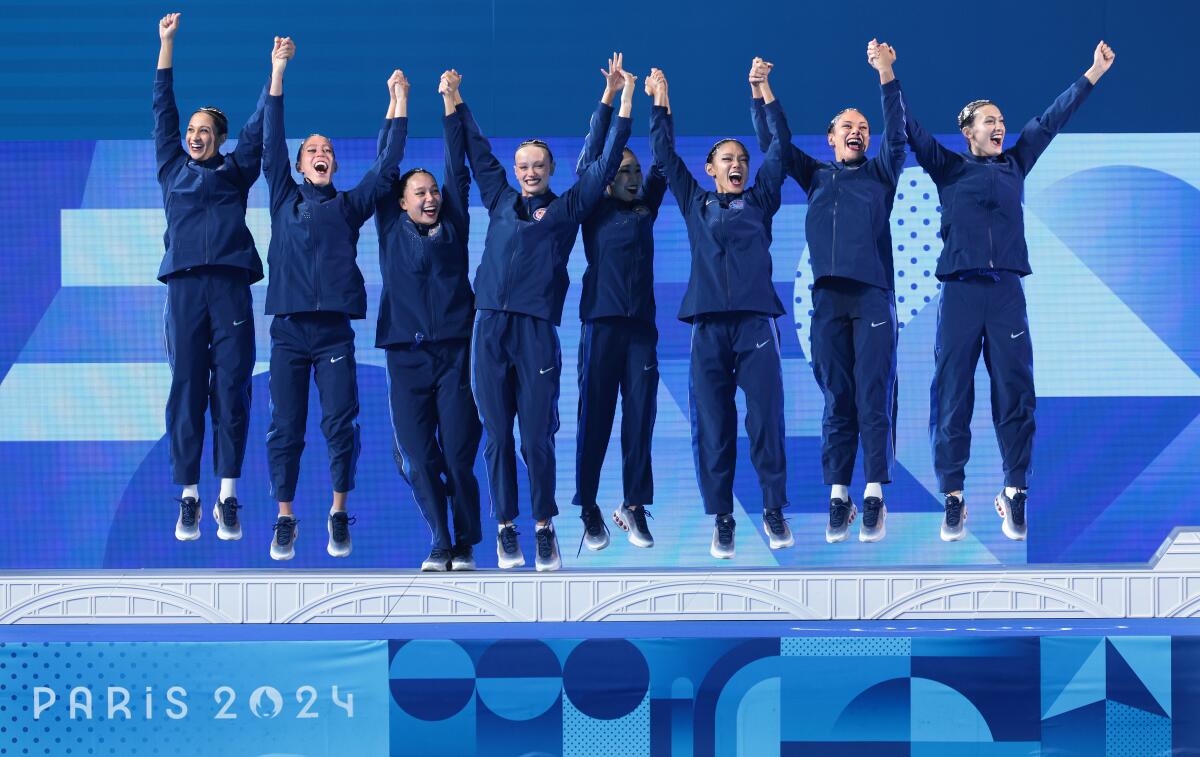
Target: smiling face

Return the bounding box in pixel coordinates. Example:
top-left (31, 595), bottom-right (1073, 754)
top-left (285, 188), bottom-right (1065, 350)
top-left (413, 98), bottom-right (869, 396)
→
top-left (704, 140), bottom-right (750, 194)
top-left (608, 149), bottom-right (643, 202)
top-left (513, 143), bottom-right (554, 197)
top-left (961, 103), bottom-right (1005, 157)
top-left (185, 112), bottom-right (226, 162)
top-left (296, 135), bottom-right (337, 186)
top-left (827, 108), bottom-right (870, 162)
top-left (400, 171), bottom-right (442, 224)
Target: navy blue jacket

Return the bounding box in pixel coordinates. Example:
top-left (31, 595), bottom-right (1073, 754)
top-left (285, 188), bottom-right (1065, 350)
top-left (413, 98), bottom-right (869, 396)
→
top-left (374, 109), bottom-right (475, 347)
top-left (461, 103), bottom-right (631, 326)
top-left (650, 102), bottom-right (788, 322)
top-left (154, 68), bottom-right (266, 283)
top-left (262, 94), bottom-right (404, 318)
top-left (575, 102), bottom-right (667, 324)
top-left (908, 76), bottom-right (1094, 280)
top-left (752, 80), bottom-right (907, 291)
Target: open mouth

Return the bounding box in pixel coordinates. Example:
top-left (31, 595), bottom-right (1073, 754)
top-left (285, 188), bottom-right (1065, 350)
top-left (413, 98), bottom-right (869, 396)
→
top-left (420, 204), bottom-right (439, 218)
top-left (313, 159), bottom-right (330, 175)
top-left (728, 170), bottom-right (744, 188)
top-left (626, 183), bottom-right (640, 194)
top-left (989, 133), bottom-right (1003, 148)
top-left (189, 141), bottom-right (205, 153)
top-left (846, 136), bottom-right (864, 151)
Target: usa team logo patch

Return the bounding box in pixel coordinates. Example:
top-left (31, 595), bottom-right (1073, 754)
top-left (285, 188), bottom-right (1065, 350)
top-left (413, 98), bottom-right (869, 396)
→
top-left (533, 207), bottom-right (547, 221)
top-left (729, 198), bottom-right (745, 210)
top-left (429, 223), bottom-right (441, 237)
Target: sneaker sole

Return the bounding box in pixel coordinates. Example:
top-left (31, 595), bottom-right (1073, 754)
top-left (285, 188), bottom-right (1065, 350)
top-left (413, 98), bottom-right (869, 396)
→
top-left (860, 509), bottom-right (887, 543)
top-left (612, 509), bottom-right (653, 548)
top-left (212, 505), bottom-right (242, 541)
top-left (762, 521), bottom-right (794, 549)
top-left (535, 557), bottom-right (562, 572)
top-left (420, 561), bottom-right (450, 572)
top-left (995, 495), bottom-right (1028, 541)
top-left (450, 559), bottom-right (477, 571)
top-left (710, 546), bottom-right (735, 559)
top-left (496, 548), bottom-right (525, 569)
top-left (270, 548), bottom-right (295, 561)
top-left (174, 526), bottom-right (200, 542)
top-left (940, 526), bottom-right (966, 542)
top-left (326, 520), bottom-right (352, 557)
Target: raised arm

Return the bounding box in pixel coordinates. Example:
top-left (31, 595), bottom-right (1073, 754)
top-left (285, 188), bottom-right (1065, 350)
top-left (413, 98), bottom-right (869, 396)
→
top-left (575, 53), bottom-right (623, 175)
top-left (457, 80), bottom-right (515, 212)
top-left (374, 71), bottom-right (410, 234)
top-left (263, 36), bottom-right (298, 215)
top-left (153, 13), bottom-right (185, 178)
top-left (1009, 41), bottom-right (1113, 174)
top-left (561, 70), bottom-right (635, 223)
top-left (867, 39), bottom-right (907, 183)
top-left (750, 58), bottom-right (820, 190)
top-left (345, 70), bottom-right (409, 226)
top-left (905, 98), bottom-right (956, 182)
top-left (647, 69), bottom-right (703, 210)
top-left (439, 70), bottom-right (471, 236)
top-left (748, 71), bottom-right (790, 217)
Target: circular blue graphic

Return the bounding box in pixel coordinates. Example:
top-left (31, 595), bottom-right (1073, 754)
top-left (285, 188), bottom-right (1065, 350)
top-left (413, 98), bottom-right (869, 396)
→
top-left (476, 640), bottom-right (562, 721)
top-left (563, 639), bottom-right (649, 719)
top-left (389, 640), bottom-right (476, 721)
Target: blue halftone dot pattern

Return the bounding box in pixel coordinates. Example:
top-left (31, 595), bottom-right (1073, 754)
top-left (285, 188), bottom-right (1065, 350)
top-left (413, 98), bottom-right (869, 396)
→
top-left (782, 637), bottom-right (912, 657)
top-left (1105, 700), bottom-right (1171, 757)
top-left (562, 692), bottom-right (650, 757)
top-left (562, 640), bottom-right (649, 719)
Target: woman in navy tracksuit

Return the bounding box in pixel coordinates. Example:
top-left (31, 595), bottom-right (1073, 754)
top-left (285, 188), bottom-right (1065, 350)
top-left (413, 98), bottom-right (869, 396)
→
top-left (154, 12), bottom-right (264, 544)
top-left (749, 43), bottom-right (906, 545)
top-left (261, 39), bottom-right (406, 560)
top-left (648, 65), bottom-right (792, 560)
top-left (375, 70), bottom-right (482, 572)
top-left (461, 65), bottom-right (634, 572)
top-left (908, 41), bottom-right (1116, 543)
top-left (573, 54), bottom-right (667, 553)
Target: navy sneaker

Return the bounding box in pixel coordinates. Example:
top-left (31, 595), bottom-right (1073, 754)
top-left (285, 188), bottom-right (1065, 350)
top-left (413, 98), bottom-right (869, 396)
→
top-left (613, 504), bottom-right (654, 548)
top-left (826, 498), bottom-right (857, 543)
top-left (496, 524), bottom-right (525, 569)
top-left (762, 508), bottom-right (794, 549)
top-left (213, 497), bottom-right (242, 541)
top-left (995, 490), bottom-right (1028, 541)
top-left (711, 514), bottom-right (736, 559)
top-left (859, 497), bottom-right (887, 543)
top-left (535, 522), bottom-right (561, 572)
top-left (327, 511), bottom-right (355, 557)
top-left (579, 506), bottom-right (610, 551)
top-left (270, 516), bottom-right (298, 560)
top-left (450, 543), bottom-right (476, 571)
top-left (941, 495), bottom-right (967, 542)
top-left (175, 497), bottom-right (201, 541)
top-left (420, 547), bottom-right (452, 572)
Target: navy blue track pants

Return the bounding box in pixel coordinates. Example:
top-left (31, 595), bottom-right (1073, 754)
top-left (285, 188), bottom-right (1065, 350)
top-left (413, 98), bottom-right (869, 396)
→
top-left (163, 267), bottom-right (255, 485)
top-left (930, 272), bottom-right (1035, 493)
top-left (810, 278), bottom-right (898, 485)
top-left (386, 340), bottom-right (483, 550)
top-left (471, 310), bottom-right (561, 523)
top-left (573, 317), bottom-right (658, 510)
top-left (689, 312), bottom-right (788, 515)
top-left (266, 312), bottom-right (361, 502)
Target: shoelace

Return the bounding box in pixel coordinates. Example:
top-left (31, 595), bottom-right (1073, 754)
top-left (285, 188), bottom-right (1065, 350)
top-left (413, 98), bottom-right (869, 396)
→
top-left (862, 497), bottom-right (883, 528)
top-left (428, 547), bottom-right (453, 562)
top-left (763, 508), bottom-right (787, 536)
top-left (499, 526), bottom-right (521, 555)
top-left (577, 508), bottom-right (608, 557)
top-left (829, 499), bottom-right (852, 529)
top-left (330, 512), bottom-right (356, 542)
top-left (178, 498), bottom-right (199, 527)
top-left (218, 497), bottom-right (241, 528)
top-left (629, 505), bottom-right (654, 534)
top-left (716, 516), bottom-right (735, 545)
top-left (273, 517), bottom-right (298, 546)
top-left (536, 527), bottom-right (555, 559)
top-left (944, 497), bottom-right (964, 527)
top-left (1008, 492), bottom-right (1027, 526)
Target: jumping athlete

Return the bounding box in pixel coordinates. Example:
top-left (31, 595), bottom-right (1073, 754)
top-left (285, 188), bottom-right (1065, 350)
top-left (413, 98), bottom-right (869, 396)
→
top-left (749, 42), bottom-right (907, 543)
top-left (573, 53), bottom-right (667, 553)
top-left (460, 64), bottom-right (634, 571)
top-left (261, 39), bottom-right (406, 559)
top-left (375, 69), bottom-right (483, 572)
top-left (907, 41), bottom-right (1116, 542)
top-left (648, 64), bottom-right (793, 559)
top-left (155, 12), bottom-right (265, 544)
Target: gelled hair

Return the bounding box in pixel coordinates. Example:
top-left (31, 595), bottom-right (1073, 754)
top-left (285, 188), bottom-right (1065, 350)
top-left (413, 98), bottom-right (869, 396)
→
top-left (398, 167), bottom-right (436, 195)
top-left (516, 139), bottom-right (554, 163)
top-left (192, 107), bottom-right (228, 138)
top-left (294, 134), bottom-right (336, 167)
top-left (957, 99), bottom-right (998, 129)
top-left (827, 107), bottom-right (868, 134)
top-left (705, 139), bottom-right (748, 164)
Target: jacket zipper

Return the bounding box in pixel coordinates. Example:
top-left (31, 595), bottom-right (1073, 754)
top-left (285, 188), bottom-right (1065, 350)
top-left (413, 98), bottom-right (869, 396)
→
top-left (830, 171), bottom-right (839, 275)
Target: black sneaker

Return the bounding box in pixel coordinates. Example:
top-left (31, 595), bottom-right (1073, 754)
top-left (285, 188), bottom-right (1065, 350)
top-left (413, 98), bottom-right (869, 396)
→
top-left (826, 498), bottom-right (857, 543)
top-left (535, 522), bottom-right (561, 572)
top-left (710, 514), bottom-right (736, 559)
top-left (579, 506), bottom-right (610, 552)
top-left (860, 497), bottom-right (887, 543)
top-left (175, 497), bottom-right (201, 541)
top-left (613, 504), bottom-right (654, 548)
top-left (995, 490), bottom-right (1028, 541)
top-left (496, 524), bottom-right (525, 569)
top-left (327, 511), bottom-right (355, 557)
top-left (421, 547), bottom-right (452, 572)
top-left (450, 543), bottom-right (476, 571)
top-left (762, 508), bottom-right (793, 549)
top-left (213, 496), bottom-right (242, 541)
top-left (941, 494), bottom-right (967, 542)
top-left (270, 515), bottom-right (298, 560)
